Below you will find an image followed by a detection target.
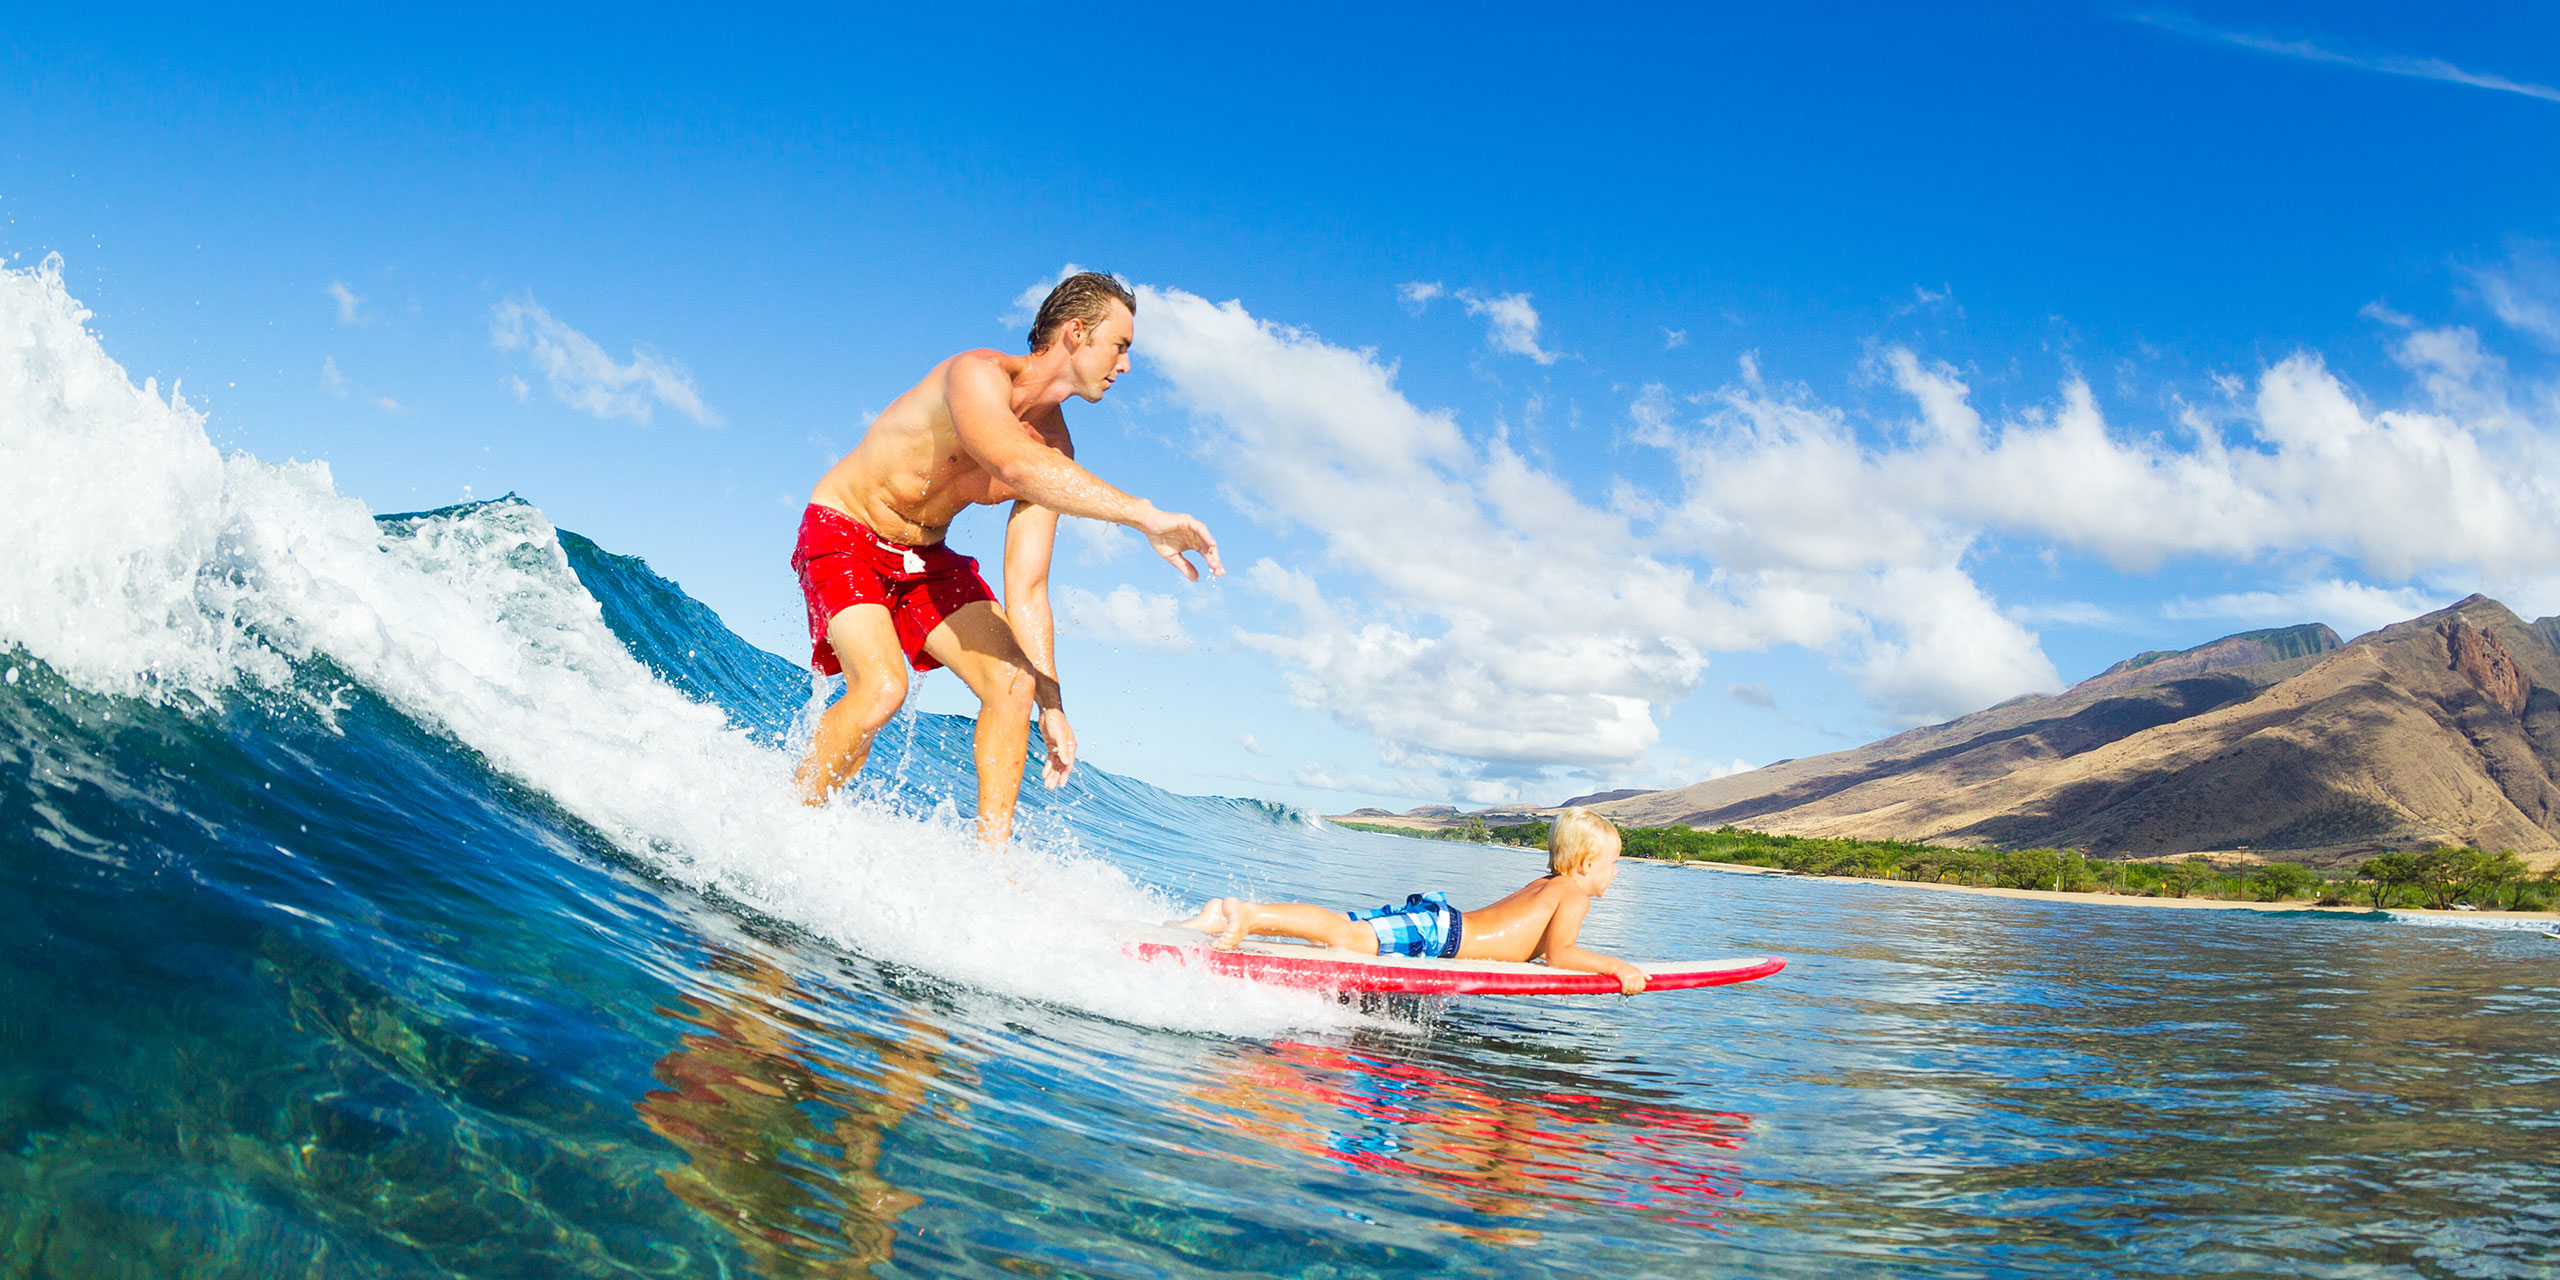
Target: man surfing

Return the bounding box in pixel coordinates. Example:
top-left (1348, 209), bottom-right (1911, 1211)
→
top-left (790, 272), bottom-right (1220, 845)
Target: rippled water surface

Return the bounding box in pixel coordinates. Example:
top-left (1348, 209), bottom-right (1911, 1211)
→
top-left (4, 258), bottom-right (2557, 1278)
top-left (9, 629), bottom-right (2558, 1277)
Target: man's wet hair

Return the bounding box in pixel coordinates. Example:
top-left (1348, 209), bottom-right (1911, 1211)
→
top-left (1028, 272), bottom-right (1137, 353)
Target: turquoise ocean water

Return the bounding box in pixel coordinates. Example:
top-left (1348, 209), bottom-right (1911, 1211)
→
top-left (4, 258), bottom-right (2557, 1277)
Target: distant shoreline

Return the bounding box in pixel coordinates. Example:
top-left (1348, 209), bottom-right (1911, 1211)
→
top-left (1330, 817), bottom-right (2560, 923)
top-left (1669, 857), bottom-right (2560, 922)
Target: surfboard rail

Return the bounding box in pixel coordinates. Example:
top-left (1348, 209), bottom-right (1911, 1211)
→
top-left (1127, 936), bottom-right (1785, 995)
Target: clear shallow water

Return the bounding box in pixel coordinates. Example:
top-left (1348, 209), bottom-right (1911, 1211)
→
top-left (4, 258), bottom-right (2558, 1277)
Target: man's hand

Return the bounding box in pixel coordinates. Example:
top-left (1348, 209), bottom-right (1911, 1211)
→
top-left (1038, 705), bottom-right (1078, 789)
top-left (1617, 967), bottom-right (1649, 996)
top-left (1135, 506), bottom-right (1223, 581)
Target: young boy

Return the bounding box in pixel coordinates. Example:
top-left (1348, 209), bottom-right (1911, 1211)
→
top-left (1170, 807), bottom-right (1648, 994)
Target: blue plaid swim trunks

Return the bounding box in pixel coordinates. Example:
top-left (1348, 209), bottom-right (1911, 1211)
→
top-left (1347, 891), bottom-right (1465, 959)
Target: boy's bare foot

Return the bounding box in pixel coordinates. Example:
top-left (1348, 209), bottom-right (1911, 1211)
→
top-left (1168, 898), bottom-right (1232, 936)
top-left (1211, 899), bottom-right (1252, 951)
top-left (1167, 898), bottom-right (1254, 950)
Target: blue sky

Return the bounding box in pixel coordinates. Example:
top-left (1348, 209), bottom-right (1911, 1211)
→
top-left (8, 4), bottom-right (2560, 811)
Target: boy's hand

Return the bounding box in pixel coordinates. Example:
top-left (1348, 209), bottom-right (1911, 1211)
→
top-left (1617, 968), bottom-right (1648, 996)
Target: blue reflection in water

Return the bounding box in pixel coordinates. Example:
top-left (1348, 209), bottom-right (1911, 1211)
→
top-left (1, 518), bottom-right (2553, 1279)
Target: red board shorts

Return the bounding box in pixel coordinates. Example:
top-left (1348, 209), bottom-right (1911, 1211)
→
top-left (791, 504), bottom-right (996, 676)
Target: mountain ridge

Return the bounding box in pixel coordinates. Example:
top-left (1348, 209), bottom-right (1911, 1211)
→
top-left (1582, 599), bottom-right (2560, 868)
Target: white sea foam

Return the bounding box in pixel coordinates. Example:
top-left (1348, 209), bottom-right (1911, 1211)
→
top-left (0, 257), bottom-right (1349, 1037)
top-left (2382, 910), bottom-right (2558, 932)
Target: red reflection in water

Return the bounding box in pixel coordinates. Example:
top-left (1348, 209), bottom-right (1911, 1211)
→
top-left (1176, 1040), bottom-right (1751, 1240)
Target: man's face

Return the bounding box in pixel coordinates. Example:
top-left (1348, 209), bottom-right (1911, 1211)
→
top-left (1068, 301), bottom-right (1135, 402)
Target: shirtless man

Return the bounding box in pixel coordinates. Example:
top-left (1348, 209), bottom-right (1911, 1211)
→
top-left (790, 272), bottom-right (1220, 845)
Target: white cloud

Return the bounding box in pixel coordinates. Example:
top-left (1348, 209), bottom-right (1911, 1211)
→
top-left (2360, 300), bottom-right (2417, 329)
top-left (2006, 600), bottom-right (2122, 628)
top-left (1456, 289), bottom-right (1560, 364)
top-left (1006, 263), bottom-right (1086, 329)
top-left (2163, 580), bottom-right (2455, 640)
top-left (1139, 286), bottom-right (1759, 767)
top-left (1137, 280), bottom-right (2560, 772)
top-left (1397, 281), bottom-right (1445, 314)
top-left (1138, 285), bottom-right (2087, 762)
top-left (2472, 245), bottom-right (2560, 347)
top-left (1725, 681), bottom-right (1775, 708)
top-left (1637, 335), bottom-right (2560, 712)
top-left (1656, 343), bottom-right (2560, 582)
top-left (1890, 285), bottom-right (1954, 320)
top-left (2133, 13), bottom-right (2560, 105)
top-left (1064, 515), bottom-right (1133, 566)
top-left (1663, 328), bottom-right (1690, 350)
top-left (320, 356), bottom-right (399, 412)
top-left (1850, 567), bottom-right (2059, 723)
top-left (1293, 762), bottom-right (1478, 803)
top-left (1059, 584), bottom-right (1193, 651)
top-left (1238, 733), bottom-right (1267, 756)
top-left (327, 281), bottom-right (365, 325)
top-left (1452, 778), bottom-right (1533, 806)
top-left (489, 294), bottom-right (721, 427)
top-left (1236, 559), bottom-right (1677, 766)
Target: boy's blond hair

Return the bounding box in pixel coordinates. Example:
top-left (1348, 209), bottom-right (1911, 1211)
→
top-left (1547, 807), bottom-right (1621, 875)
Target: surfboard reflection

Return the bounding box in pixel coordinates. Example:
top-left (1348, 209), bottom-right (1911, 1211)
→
top-left (1175, 1039), bottom-right (1753, 1239)
top-left (638, 947), bottom-right (947, 1276)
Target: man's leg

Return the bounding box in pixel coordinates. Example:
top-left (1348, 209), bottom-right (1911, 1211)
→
top-left (794, 604), bottom-right (910, 804)
top-left (918, 601), bottom-right (1040, 846)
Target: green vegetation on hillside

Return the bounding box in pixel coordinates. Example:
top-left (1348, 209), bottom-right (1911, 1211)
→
top-left (1331, 818), bottom-right (1499, 842)
top-left (1333, 817), bottom-right (2560, 910)
top-left (2352, 848), bottom-right (2543, 910)
top-left (2114, 623), bottom-right (2338, 673)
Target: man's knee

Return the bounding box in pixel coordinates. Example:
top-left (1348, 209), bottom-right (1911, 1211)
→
top-left (840, 668), bottom-right (909, 726)
top-left (980, 660), bottom-right (1036, 716)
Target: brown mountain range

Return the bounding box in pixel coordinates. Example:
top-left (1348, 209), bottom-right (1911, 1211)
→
top-left (1589, 597), bottom-right (2560, 869)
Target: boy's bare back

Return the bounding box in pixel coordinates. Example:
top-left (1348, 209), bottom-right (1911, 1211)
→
top-left (1452, 874), bottom-right (1593, 962)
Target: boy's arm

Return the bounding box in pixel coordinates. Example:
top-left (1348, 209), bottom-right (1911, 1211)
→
top-left (1534, 892), bottom-right (1649, 994)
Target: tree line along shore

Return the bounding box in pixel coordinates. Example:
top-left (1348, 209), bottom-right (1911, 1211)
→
top-left (1327, 819), bottom-right (2560, 913)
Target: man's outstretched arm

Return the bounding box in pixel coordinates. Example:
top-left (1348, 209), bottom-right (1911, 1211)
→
top-left (1003, 499), bottom-right (1075, 788)
top-left (947, 359), bottom-right (1222, 579)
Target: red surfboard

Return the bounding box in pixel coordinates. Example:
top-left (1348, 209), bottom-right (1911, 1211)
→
top-left (1127, 931), bottom-right (1785, 996)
